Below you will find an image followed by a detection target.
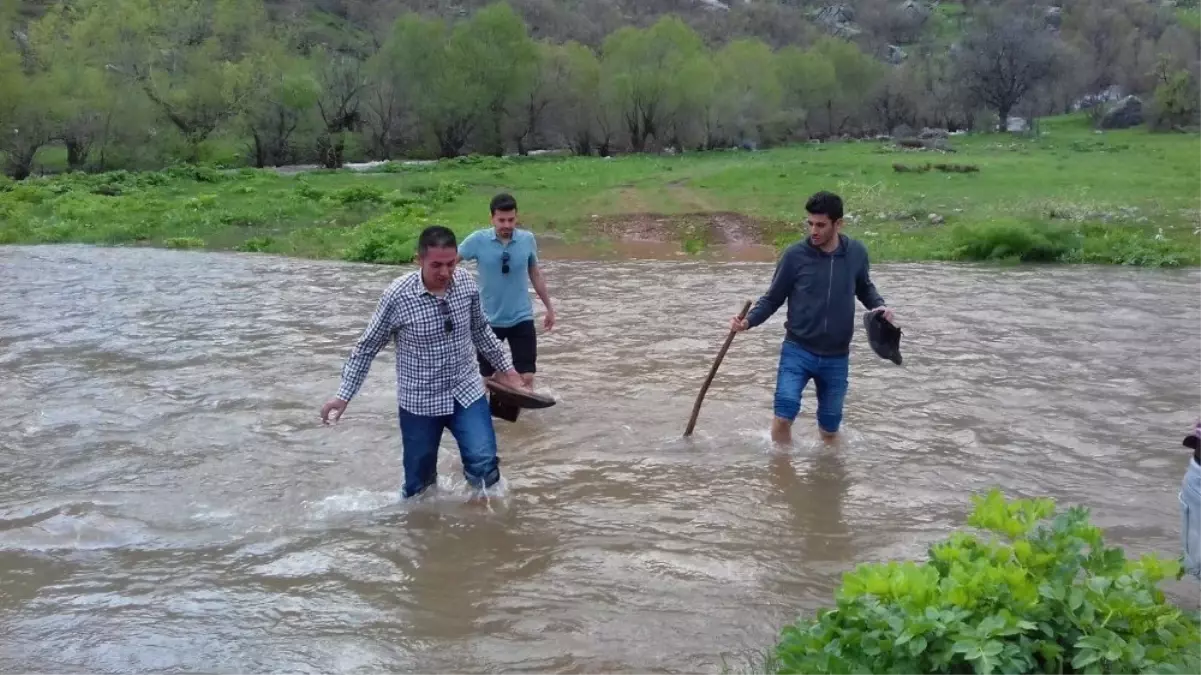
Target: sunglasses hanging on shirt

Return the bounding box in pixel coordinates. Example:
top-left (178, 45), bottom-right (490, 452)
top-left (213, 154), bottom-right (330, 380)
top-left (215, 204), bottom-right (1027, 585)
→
top-left (438, 297), bottom-right (453, 333)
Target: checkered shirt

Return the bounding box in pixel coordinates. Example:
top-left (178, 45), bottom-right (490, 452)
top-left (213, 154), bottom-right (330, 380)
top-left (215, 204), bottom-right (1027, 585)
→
top-left (335, 267), bottom-right (513, 416)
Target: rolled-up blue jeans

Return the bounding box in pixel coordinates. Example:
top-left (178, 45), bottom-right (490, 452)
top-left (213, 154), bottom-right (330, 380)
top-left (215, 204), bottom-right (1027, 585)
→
top-left (397, 395), bottom-right (501, 498)
top-left (774, 339), bottom-right (850, 433)
top-left (1181, 456), bottom-right (1201, 579)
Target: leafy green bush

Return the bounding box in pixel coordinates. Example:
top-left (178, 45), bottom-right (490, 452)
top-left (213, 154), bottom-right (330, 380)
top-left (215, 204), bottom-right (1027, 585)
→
top-left (236, 236), bottom-right (274, 253)
top-left (294, 181), bottom-right (325, 201)
top-left (163, 164), bottom-right (225, 183)
top-left (327, 184), bottom-right (386, 205)
top-left (1066, 226), bottom-right (1193, 267)
top-left (341, 202), bottom-right (435, 265)
top-left (766, 489), bottom-right (1200, 674)
top-left (949, 220), bottom-right (1078, 263)
top-left (944, 220), bottom-right (1197, 267)
top-left (164, 236), bottom-right (205, 249)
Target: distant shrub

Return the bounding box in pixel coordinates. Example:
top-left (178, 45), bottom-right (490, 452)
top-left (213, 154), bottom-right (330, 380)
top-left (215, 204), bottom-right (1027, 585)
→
top-left (327, 184), bottom-right (386, 205)
top-left (163, 164), bottom-right (225, 183)
top-left (339, 180), bottom-right (468, 264)
top-left (763, 489), bottom-right (1201, 675)
top-left (945, 220), bottom-right (1193, 267)
top-left (294, 181), bottom-right (324, 201)
top-left (949, 220), bottom-right (1077, 263)
top-left (1068, 225), bottom-right (1193, 267)
top-left (409, 179), bottom-right (467, 205)
top-left (164, 237), bottom-right (205, 249)
top-left (4, 183), bottom-right (53, 205)
top-left (342, 203), bottom-right (432, 265)
top-left (236, 236), bottom-right (274, 253)
top-left (1148, 70), bottom-right (1201, 132)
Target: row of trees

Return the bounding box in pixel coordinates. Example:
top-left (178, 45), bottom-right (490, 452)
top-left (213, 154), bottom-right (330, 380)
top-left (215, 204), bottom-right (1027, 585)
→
top-left (1, 0), bottom-right (1198, 178)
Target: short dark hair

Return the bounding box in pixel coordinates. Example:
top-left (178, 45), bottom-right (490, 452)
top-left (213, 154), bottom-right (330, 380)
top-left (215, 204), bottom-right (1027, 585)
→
top-left (490, 192), bottom-right (517, 214)
top-left (417, 225), bottom-right (457, 256)
top-left (805, 191), bottom-right (844, 222)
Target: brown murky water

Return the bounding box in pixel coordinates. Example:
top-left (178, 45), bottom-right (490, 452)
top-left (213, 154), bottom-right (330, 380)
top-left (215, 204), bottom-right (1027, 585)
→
top-left (2, 244), bottom-right (1198, 673)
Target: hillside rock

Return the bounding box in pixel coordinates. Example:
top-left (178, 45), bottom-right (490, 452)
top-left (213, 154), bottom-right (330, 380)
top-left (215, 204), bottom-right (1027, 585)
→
top-left (900, 0), bottom-right (933, 21)
top-left (1073, 85), bottom-right (1125, 112)
top-left (813, 4), bottom-right (862, 38)
top-left (1045, 6), bottom-right (1063, 30)
top-left (1099, 96), bottom-right (1144, 129)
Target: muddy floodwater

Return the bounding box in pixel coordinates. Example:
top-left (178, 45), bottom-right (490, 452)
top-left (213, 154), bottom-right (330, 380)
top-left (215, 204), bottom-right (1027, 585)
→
top-left (2, 244), bottom-right (1198, 673)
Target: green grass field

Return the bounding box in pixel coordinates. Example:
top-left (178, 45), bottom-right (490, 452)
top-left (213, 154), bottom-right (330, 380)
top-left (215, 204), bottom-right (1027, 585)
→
top-left (2, 115), bottom-right (1198, 266)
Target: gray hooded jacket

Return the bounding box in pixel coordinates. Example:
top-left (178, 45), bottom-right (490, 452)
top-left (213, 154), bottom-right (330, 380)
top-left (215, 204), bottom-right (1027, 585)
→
top-left (745, 234), bottom-right (885, 356)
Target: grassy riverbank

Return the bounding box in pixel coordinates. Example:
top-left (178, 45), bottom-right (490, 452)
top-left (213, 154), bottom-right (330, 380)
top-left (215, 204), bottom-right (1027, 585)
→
top-left (2, 115), bottom-right (1198, 266)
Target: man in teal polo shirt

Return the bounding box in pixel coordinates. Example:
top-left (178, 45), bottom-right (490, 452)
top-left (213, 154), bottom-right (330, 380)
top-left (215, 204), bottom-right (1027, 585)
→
top-left (458, 193), bottom-right (555, 389)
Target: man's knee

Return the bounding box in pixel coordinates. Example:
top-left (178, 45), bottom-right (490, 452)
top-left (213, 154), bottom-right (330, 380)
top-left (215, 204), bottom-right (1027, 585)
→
top-left (773, 393), bottom-right (801, 422)
top-left (816, 393), bottom-right (845, 433)
top-left (452, 398), bottom-right (501, 487)
top-left (815, 379), bottom-right (848, 434)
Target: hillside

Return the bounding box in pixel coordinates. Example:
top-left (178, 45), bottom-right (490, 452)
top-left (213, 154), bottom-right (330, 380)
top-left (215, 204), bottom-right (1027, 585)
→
top-left (1, 0), bottom-right (1198, 177)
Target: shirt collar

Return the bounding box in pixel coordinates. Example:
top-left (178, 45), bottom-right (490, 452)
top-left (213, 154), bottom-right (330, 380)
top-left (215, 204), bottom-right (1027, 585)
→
top-left (490, 228), bottom-right (518, 243)
top-left (412, 268), bottom-right (457, 298)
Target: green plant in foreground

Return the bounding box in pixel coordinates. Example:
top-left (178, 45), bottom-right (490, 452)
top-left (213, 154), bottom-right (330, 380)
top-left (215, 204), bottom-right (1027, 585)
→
top-left (768, 489), bottom-right (1201, 674)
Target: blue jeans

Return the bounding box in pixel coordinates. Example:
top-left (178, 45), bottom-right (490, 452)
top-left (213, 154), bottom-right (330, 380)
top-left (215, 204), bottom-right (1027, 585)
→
top-left (774, 340), bottom-right (850, 433)
top-left (397, 396), bottom-right (501, 498)
top-left (1182, 456), bottom-right (1201, 579)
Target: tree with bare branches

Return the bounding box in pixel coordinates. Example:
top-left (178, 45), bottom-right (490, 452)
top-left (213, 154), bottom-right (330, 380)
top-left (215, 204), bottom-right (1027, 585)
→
top-left (954, 11), bottom-right (1059, 131)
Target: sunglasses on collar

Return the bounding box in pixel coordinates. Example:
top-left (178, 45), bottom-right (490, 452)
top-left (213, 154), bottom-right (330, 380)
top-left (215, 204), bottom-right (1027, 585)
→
top-left (437, 297), bottom-right (453, 333)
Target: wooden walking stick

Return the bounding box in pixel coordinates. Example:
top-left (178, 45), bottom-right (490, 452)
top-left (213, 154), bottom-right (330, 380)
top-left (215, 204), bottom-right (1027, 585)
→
top-left (684, 299), bottom-right (753, 437)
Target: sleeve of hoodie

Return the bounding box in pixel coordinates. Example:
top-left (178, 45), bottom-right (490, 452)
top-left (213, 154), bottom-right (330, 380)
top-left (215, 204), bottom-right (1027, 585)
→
top-left (853, 242), bottom-right (886, 310)
top-left (745, 247), bottom-right (798, 329)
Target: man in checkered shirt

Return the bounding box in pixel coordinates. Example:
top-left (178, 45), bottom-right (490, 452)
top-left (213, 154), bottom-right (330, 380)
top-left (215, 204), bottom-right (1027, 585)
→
top-left (321, 225), bottom-right (529, 499)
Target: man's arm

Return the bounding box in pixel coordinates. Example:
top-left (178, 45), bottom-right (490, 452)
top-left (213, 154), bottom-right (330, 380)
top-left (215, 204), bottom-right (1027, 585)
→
top-left (334, 287), bottom-right (399, 402)
top-left (854, 247), bottom-right (886, 310)
top-left (470, 286), bottom-right (515, 374)
top-left (744, 249), bottom-right (799, 329)
top-left (530, 264), bottom-right (552, 309)
top-left (457, 231), bottom-right (479, 263)
top-left (527, 234), bottom-right (555, 328)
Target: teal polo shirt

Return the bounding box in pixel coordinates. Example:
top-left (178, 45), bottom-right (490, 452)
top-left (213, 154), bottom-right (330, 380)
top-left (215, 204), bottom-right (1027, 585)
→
top-left (458, 227), bottom-right (539, 328)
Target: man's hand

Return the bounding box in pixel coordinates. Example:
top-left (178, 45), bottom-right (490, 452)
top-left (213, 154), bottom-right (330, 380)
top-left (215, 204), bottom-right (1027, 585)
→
top-left (543, 307), bottom-right (556, 332)
top-left (730, 316), bottom-right (749, 333)
top-left (496, 369), bottom-right (530, 392)
top-left (872, 306), bottom-right (896, 324)
top-left (321, 398), bottom-right (348, 425)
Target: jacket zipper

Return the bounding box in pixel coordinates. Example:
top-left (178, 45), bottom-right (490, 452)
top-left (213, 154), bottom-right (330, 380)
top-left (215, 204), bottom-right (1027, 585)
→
top-left (823, 256), bottom-right (833, 334)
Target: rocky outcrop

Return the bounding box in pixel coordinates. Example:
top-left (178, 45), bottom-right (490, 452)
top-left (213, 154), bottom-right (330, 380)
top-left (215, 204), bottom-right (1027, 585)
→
top-left (812, 4), bottom-right (862, 38)
top-left (900, 0), bottom-right (933, 22)
top-left (1045, 6), bottom-right (1063, 31)
top-left (1099, 96), bottom-right (1144, 129)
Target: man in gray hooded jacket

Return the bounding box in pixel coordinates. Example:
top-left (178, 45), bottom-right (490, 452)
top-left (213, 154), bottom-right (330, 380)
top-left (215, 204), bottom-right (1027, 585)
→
top-left (731, 191), bottom-right (895, 445)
